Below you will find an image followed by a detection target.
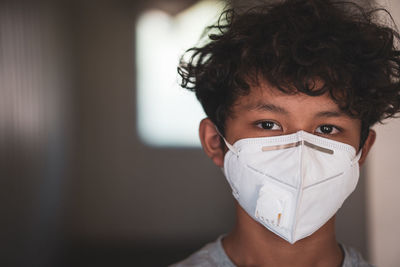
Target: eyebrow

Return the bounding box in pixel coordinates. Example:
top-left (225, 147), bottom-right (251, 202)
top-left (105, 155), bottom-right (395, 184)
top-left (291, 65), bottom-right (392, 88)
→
top-left (315, 111), bottom-right (346, 118)
top-left (246, 102), bottom-right (289, 114)
top-left (245, 102), bottom-right (346, 118)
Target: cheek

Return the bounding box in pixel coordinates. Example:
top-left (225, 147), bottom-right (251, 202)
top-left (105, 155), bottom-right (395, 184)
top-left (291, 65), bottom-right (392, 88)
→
top-left (224, 116), bottom-right (248, 144)
top-left (346, 133), bottom-right (361, 152)
top-left (340, 126), bottom-right (361, 151)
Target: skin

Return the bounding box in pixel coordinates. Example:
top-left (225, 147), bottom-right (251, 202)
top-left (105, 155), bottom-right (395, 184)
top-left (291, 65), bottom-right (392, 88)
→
top-left (199, 82), bottom-right (376, 267)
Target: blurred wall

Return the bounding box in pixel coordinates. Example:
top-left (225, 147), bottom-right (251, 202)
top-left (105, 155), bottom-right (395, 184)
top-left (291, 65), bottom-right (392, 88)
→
top-left (66, 1), bottom-right (235, 265)
top-left (368, 120), bottom-right (400, 267)
top-left (0, 1), bottom-right (74, 266)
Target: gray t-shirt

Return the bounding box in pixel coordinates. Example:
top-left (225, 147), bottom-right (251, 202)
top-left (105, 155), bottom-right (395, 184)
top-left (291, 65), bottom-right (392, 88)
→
top-left (170, 236), bottom-right (374, 267)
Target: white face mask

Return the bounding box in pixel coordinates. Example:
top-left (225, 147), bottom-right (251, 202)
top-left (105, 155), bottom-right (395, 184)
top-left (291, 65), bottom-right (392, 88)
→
top-left (221, 130), bottom-right (362, 244)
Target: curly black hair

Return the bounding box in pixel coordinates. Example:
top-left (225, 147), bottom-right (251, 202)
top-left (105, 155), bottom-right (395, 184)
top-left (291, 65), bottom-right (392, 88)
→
top-left (178, 0), bottom-right (400, 147)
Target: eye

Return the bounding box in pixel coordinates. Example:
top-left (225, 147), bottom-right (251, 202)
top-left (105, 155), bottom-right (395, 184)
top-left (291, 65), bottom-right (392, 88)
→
top-left (256, 121), bottom-right (282, 131)
top-left (315, 125), bottom-right (340, 135)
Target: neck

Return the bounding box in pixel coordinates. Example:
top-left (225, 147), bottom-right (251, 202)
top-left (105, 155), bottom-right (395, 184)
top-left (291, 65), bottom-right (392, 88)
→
top-left (222, 203), bottom-right (343, 267)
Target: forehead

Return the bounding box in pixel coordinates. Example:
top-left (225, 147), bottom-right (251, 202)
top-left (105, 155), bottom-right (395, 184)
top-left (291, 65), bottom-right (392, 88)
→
top-left (232, 83), bottom-right (342, 115)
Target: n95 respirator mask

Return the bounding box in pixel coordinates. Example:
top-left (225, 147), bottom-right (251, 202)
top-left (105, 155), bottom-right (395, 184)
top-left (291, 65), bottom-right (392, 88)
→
top-left (222, 130), bottom-right (361, 244)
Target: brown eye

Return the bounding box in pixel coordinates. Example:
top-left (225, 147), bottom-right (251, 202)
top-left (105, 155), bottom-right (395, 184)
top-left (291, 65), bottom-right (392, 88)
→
top-left (256, 121), bottom-right (282, 130)
top-left (316, 125), bottom-right (340, 135)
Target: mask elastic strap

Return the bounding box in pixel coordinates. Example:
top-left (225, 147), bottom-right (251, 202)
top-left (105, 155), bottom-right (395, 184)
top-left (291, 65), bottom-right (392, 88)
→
top-left (351, 149), bottom-right (363, 166)
top-left (214, 125), bottom-right (239, 156)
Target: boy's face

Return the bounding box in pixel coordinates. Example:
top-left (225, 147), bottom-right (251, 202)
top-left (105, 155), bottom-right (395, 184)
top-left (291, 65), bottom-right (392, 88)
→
top-left (199, 81), bottom-right (375, 168)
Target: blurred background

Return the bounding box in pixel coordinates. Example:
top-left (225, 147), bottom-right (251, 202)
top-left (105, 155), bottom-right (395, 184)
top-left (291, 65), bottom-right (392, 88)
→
top-left (1, 0), bottom-right (399, 266)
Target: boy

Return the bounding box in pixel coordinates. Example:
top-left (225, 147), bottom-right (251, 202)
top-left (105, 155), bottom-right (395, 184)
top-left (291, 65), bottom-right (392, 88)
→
top-left (173, 0), bottom-right (400, 266)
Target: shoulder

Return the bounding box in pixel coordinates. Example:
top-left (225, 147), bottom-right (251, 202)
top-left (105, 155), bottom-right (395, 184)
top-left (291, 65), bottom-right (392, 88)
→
top-left (169, 236), bottom-right (235, 267)
top-left (341, 244), bottom-right (375, 267)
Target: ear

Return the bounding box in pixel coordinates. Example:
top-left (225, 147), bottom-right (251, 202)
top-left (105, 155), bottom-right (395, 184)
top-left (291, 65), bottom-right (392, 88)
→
top-left (199, 118), bottom-right (225, 167)
top-left (358, 129), bottom-right (376, 167)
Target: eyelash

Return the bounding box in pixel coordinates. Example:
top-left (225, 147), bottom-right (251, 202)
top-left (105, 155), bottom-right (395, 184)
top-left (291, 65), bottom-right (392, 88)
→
top-left (255, 121), bottom-right (342, 135)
